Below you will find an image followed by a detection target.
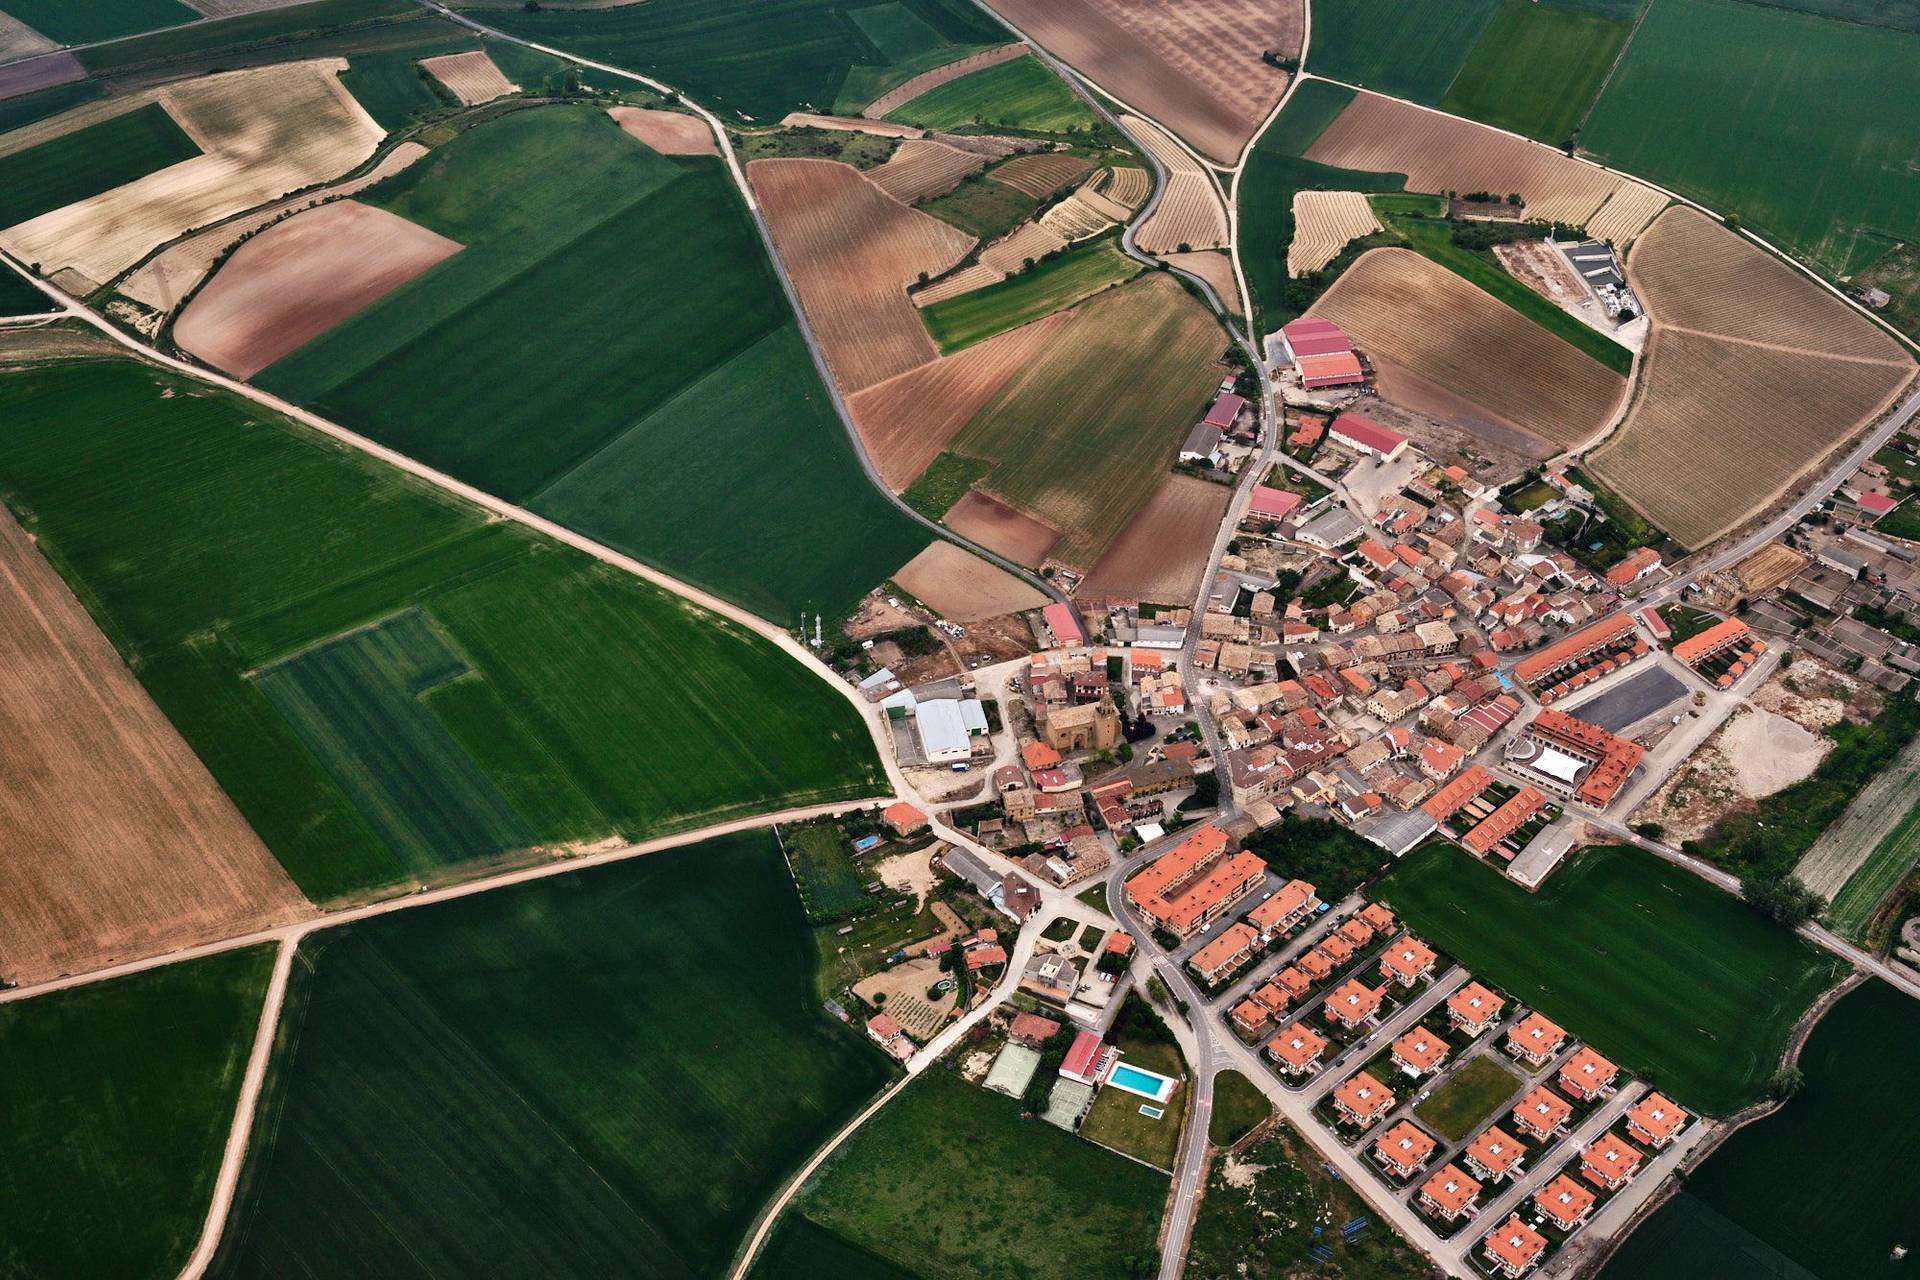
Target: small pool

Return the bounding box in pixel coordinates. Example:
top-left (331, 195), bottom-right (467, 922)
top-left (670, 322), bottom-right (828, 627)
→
top-left (1138, 1104), bottom-right (1165, 1120)
top-left (1106, 1060), bottom-right (1178, 1103)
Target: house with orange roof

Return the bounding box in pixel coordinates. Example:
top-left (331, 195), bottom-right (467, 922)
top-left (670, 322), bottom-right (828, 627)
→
top-left (1379, 934), bottom-right (1438, 987)
top-left (1318, 932), bottom-right (1356, 965)
top-left (1275, 966), bottom-right (1313, 1000)
top-left (1506, 1011), bottom-right (1567, 1067)
top-left (1248, 878), bottom-right (1319, 939)
top-left (1512, 1086), bottom-right (1573, 1140)
top-left (1359, 902), bottom-right (1395, 932)
top-left (1581, 1131), bottom-right (1644, 1190)
top-left (1464, 1125), bottom-right (1526, 1182)
top-left (1535, 1173), bottom-right (1596, 1231)
top-left (883, 801), bottom-right (928, 835)
top-left (1626, 1092), bottom-right (1689, 1149)
top-left (1123, 825), bottom-right (1266, 938)
top-left (1332, 1070), bottom-right (1395, 1127)
top-left (1461, 787), bottom-right (1548, 857)
top-left (1230, 999), bottom-right (1270, 1036)
top-left (1268, 1022), bottom-right (1327, 1076)
top-left (1391, 1028), bottom-right (1449, 1077)
top-left (1335, 916), bottom-right (1374, 949)
top-left (1373, 1121), bottom-right (1437, 1180)
top-left (1252, 981), bottom-right (1291, 1017)
top-left (1559, 1046), bottom-right (1619, 1101)
top-left (1021, 740), bottom-right (1063, 771)
top-left (1323, 978), bottom-right (1386, 1030)
top-left (1513, 612), bottom-right (1637, 689)
top-left (1418, 1163), bottom-right (1483, 1223)
top-left (1447, 981), bottom-right (1506, 1035)
top-left (1297, 948), bottom-right (1336, 982)
top-left (1190, 922), bottom-right (1261, 984)
top-left (1421, 763), bottom-right (1495, 823)
top-left (1482, 1215), bottom-right (1548, 1278)
top-left (1673, 616), bottom-right (1750, 668)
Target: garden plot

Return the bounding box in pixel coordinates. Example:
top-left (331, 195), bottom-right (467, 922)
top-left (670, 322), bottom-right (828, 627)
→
top-left (419, 49), bottom-right (515, 105)
top-left (1795, 732), bottom-right (1920, 904)
top-left (1126, 113), bottom-right (1227, 252)
top-left (1288, 190), bottom-right (1382, 275)
top-left (606, 105), bottom-right (716, 156)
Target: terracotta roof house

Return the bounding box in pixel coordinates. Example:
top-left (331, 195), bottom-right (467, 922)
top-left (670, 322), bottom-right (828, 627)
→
top-left (1379, 934), bottom-right (1439, 987)
top-left (883, 801), bottom-right (928, 835)
top-left (1392, 1028), bottom-right (1449, 1077)
top-left (1249, 878), bottom-right (1319, 938)
top-left (1059, 1029), bottom-right (1109, 1084)
top-left (1335, 916), bottom-right (1374, 948)
top-left (1464, 1125), bottom-right (1526, 1182)
top-left (1297, 948), bottom-right (1336, 982)
top-left (1535, 1174), bottom-right (1596, 1232)
top-left (1513, 1086), bottom-right (1573, 1140)
top-left (1447, 981), bottom-right (1506, 1035)
top-left (1318, 932), bottom-right (1356, 965)
top-left (1359, 902), bottom-right (1396, 932)
top-left (1626, 1092), bottom-right (1689, 1149)
top-left (1581, 1131), bottom-right (1644, 1190)
top-left (1190, 921), bottom-right (1261, 984)
top-left (1559, 1046), bottom-right (1620, 1101)
top-left (1506, 1012), bottom-right (1567, 1067)
top-left (1275, 966), bottom-right (1313, 1000)
top-left (1332, 1070), bottom-right (1395, 1127)
top-left (1022, 740), bottom-right (1063, 770)
top-left (1252, 981), bottom-right (1291, 1017)
top-left (1268, 1022), bottom-right (1328, 1075)
top-left (1419, 1163), bottom-right (1483, 1222)
top-left (1323, 978), bottom-right (1386, 1030)
top-left (1231, 998), bottom-right (1271, 1035)
top-left (1374, 1120), bottom-right (1437, 1180)
top-left (1007, 1012), bottom-right (1061, 1046)
top-left (1482, 1215), bottom-right (1548, 1278)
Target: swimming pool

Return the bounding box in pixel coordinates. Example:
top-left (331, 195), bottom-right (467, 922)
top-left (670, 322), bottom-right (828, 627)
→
top-left (1106, 1060), bottom-right (1178, 1103)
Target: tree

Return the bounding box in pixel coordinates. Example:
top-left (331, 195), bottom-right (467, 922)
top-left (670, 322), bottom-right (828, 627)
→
top-left (1741, 874), bottom-right (1824, 927)
top-left (1768, 1065), bottom-right (1805, 1100)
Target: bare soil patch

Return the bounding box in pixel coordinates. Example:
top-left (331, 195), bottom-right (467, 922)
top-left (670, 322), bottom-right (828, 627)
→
top-left (607, 106), bottom-right (716, 156)
top-left (893, 539), bottom-right (1047, 621)
top-left (1494, 240), bottom-right (1587, 308)
top-left (175, 198), bottom-right (461, 377)
top-left (0, 509), bottom-right (307, 984)
top-left (0, 50), bottom-right (80, 100)
top-left (1166, 249), bottom-right (1241, 315)
top-left (984, 0), bottom-right (1300, 164)
top-left (862, 43), bottom-right (1025, 118)
top-left (1079, 473), bottom-right (1229, 605)
top-left (874, 843), bottom-right (938, 911)
top-left (420, 50), bottom-right (516, 105)
top-left (781, 112), bottom-right (922, 139)
top-left (1125, 113), bottom-right (1227, 252)
top-left (0, 319), bottom-right (126, 366)
top-left (1752, 657), bottom-right (1878, 733)
top-left (945, 488), bottom-right (1058, 566)
top-left (749, 156), bottom-right (974, 393)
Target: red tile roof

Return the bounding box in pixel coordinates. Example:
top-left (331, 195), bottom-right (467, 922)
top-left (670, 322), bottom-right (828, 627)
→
top-left (1330, 412), bottom-right (1407, 455)
top-left (1281, 316), bottom-right (1351, 357)
top-left (1513, 613), bottom-right (1637, 687)
top-left (1299, 351), bottom-right (1366, 386)
top-left (1249, 485), bottom-right (1304, 520)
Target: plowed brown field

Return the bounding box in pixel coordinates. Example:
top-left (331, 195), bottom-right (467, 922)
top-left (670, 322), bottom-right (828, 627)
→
top-left (0, 509), bottom-right (306, 985)
top-left (175, 199), bottom-right (462, 378)
top-left (990, 152), bottom-right (1091, 199)
top-left (984, 0), bottom-right (1300, 164)
top-left (420, 50), bottom-right (515, 105)
top-left (1079, 473), bottom-right (1230, 605)
top-left (892, 540), bottom-right (1047, 620)
top-left (1590, 207), bottom-right (1915, 547)
top-left (862, 43), bottom-right (1026, 118)
top-left (1309, 248), bottom-right (1625, 449)
top-left (945, 489), bottom-right (1059, 566)
top-left (1101, 166), bottom-right (1149, 209)
top-left (980, 220), bottom-right (1067, 274)
top-left (1165, 250), bottom-right (1241, 315)
top-left (847, 310), bottom-right (1069, 489)
top-left (1126, 114), bottom-right (1227, 253)
top-left (607, 106), bottom-right (717, 156)
top-left (867, 139), bottom-right (984, 203)
top-left (749, 157), bottom-right (974, 392)
top-left (1289, 190), bottom-right (1381, 275)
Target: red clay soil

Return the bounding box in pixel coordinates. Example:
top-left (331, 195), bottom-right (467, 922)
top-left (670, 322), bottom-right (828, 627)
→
top-left (174, 199), bottom-right (461, 378)
top-left (944, 488), bottom-right (1059, 567)
top-left (607, 105), bottom-right (718, 156)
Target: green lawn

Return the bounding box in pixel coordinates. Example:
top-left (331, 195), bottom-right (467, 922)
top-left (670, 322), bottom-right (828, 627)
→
top-left (885, 53), bottom-right (1096, 133)
top-left (258, 105), bottom-right (925, 622)
top-left (786, 1071), bottom-right (1166, 1280)
top-left (920, 237), bottom-right (1139, 351)
top-left (1602, 981), bottom-right (1920, 1280)
top-left (209, 832), bottom-right (892, 1279)
top-left (0, 946), bottom-right (274, 1280)
top-left (1375, 845), bottom-right (1844, 1115)
top-left (1412, 1054), bottom-right (1523, 1141)
top-left (0, 360), bottom-right (883, 903)
top-left (477, 0), bottom-right (1005, 122)
top-left (750, 1214), bottom-right (920, 1279)
top-left (0, 0), bottom-right (196, 44)
top-left (783, 820), bottom-right (872, 922)
top-left (1440, 0), bottom-right (1633, 143)
top-left (0, 102), bottom-right (200, 228)
top-left (1080, 1037), bottom-right (1189, 1169)
top-left (1657, 604), bottom-right (1722, 644)
top-left (1825, 797), bottom-right (1920, 942)
top-left (1208, 1069), bottom-right (1272, 1148)
top-left (1581, 0), bottom-right (1920, 277)
top-left (1305, 0), bottom-right (1503, 103)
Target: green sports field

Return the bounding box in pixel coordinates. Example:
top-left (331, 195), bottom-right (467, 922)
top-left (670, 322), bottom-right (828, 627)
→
top-left (0, 0), bottom-right (196, 45)
top-left (782, 1070), bottom-right (1166, 1279)
top-left (920, 237), bottom-right (1139, 351)
top-left (1375, 845), bottom-right (1843, 1115)
top-left (1440, 0), bottom-right (1634, 143)
top-left (209, 832), bottom-right (893, 1279)
top-left (1581, 0), bottom-right (1920, 276)
top-left (257, 105), bottom-right (925, 622)
top-left (0, 102), bottom-right (199, 227)
top-left (475, 0), bottom-right (1005, 121)
top-left (884, 53), bottom-right (1096, 133)
top-left (1602, 981), bottom-right (1920, 1280)
top-left (1305, 0), bottom-right (1502, 103)
top-left (0, 946), bottom-right (274, 1280)
top-left (0, 359), bottom-right (883, 902)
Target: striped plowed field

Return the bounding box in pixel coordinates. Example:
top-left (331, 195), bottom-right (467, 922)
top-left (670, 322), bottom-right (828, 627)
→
top-left (1584, 184), bottom-right (1668, 249)
top-left (980, 220), bottom-right (1068, 274)
top-left (420, 51), bottom-right (516, 106)
top-left (1734, 542), bottom-right (1808, 596)
top-left (862, 43), bottom-right (1027, 118)
top-left (0, 508), bottom-right (307, 985)
top-left (989, 152), bottom-right (1092, 199)
top-left (846, 310), bottom-right (1070, 489)
top-left (1125, 114), bottom-right (1227, 252)
top-left (749, 157), bottom-right (974, 393)
top-left (607, 106), bottom-right (718, 157)
top-left (1165, 250), bottom-right (1240, 314)
top-left (984, 0), bottom-right (1300, 164)
top-left (780, 113), bottom-right (922, 139)
top-left (1305, 91), bottom-right (1642, 227)
top-left (891, 540), bottom-right (1047, 621)
top-left (1079, 473), bottom-right (1231, 605)
top-left (1101, 166), bottom-right (1150, 208)
top-left (935, 133), bottom-right (1034, 159)
top-left (945, 489), bottom-right (1059, 566)
top-left (1591, 207), bottom-right (1916, 547)
top-left (1288, 190), bottom-right (1382, 275)
top-left (1038, 193), bottom-right (1115, 241)
top-left (867, 139), bottom-right (984, 203)
top-left (912, 262), bottom-right (1004, 307)
top-left (1309, 248), bottom-right (1626, 450)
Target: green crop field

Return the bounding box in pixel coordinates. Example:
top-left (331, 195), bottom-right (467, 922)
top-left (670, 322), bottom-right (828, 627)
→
top-left (209, 832), bottom-right (892, 1279)
top-left (884, 53), bottom-right (1096, 133)
top-left (75, 0), bottom-right (419, 74)
top-left (476, 0), bottom-right (1005, 122)
top-left (751, 1215), bottom-right (920, 1279)
top-left (1441, 0), bottom-right (1634, 143)
top-left (785, 1070), bottom-right (1166, 1279)
top-left (0, 0), bottom-right (196, 45)
top-left (259, 106), bottom-right (923, 623)
top-left (338, 39), bottom-right (476, 130)
top-left (920, 238), bottom-right (1139, 351)
top-left (1603, 981), bottom-right (1920, 1280)
top-left (1412, 1054), bottom-right (1522, 1141)
top-left (1306, 0), bottom-right (1502, 103)
top-left (951, 272), bottom-right (1226, 567)
top-left (1718, 0), bottom-right (1920, 30)
top-left (1582, 0), bottom-right (1920, 276)
top-left (1825, 796), bottom-right (1920, 941)
top-left (0, 102), bottom-right (199, 227)
top-left (1376, 845), bottom-right (1844, 1115)
top-left (0, 359), bottom-right (883, 902)
top-left (0, 79), bottom-right (108, 135)
top-left (0, 946), bottom-right (273, 1280)
top-left (0, 265), bottom-right (57, 314)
